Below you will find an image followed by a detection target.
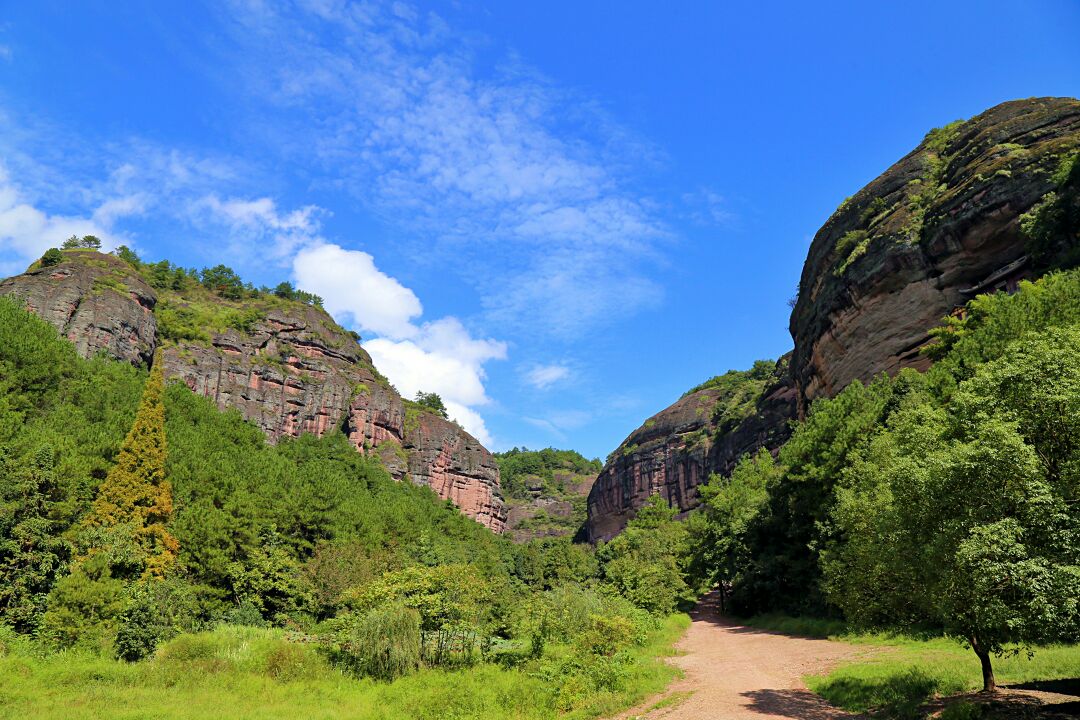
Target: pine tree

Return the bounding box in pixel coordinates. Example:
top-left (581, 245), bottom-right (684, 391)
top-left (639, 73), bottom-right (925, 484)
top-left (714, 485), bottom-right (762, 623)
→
top-left (85, 353), bottom-right (178, 577)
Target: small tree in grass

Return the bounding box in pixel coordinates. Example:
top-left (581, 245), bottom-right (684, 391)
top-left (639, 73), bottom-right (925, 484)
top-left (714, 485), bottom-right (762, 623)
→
top-left (335, 604), bottom-right (422, 680)
top-left (39, 248), bottom-right (63, 267)
top-left (414, 391), bottom-right (449, 419)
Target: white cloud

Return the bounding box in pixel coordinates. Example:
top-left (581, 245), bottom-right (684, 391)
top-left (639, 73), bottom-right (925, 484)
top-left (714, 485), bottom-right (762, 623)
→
top-left (195, 195), bottom-right (321, 260)
top-left (523, 363), bottom-right (570, 390)
top-left (292, 242), bottom-right (422, 339)
top-left (0, 46), bottom-right (11, 62)
top-left (0, 164), bottom-right (130, 263)
top-left (292, 244), bottom-right (506, 445)
top-left (364, 318), bottom-right (507, 445)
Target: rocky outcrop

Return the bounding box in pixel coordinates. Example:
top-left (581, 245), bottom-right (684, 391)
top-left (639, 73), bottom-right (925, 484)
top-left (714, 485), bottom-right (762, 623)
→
top-left (403, 412), bottom-right (506, 533)
top-left (586, 362), bottom-right (796, 542)
top-left (790, 97), bottom-right (1080, 411)
top-left (0, 251), bottom-right (157, 366)
top-left (0, 250), bottom-right (505, 531)
top-left (589, 97), bottom-right (1080, 541)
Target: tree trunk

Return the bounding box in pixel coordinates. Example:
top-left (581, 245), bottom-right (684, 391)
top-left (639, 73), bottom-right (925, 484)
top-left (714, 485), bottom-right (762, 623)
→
top-left (970, 636), bottom-right (997, 692)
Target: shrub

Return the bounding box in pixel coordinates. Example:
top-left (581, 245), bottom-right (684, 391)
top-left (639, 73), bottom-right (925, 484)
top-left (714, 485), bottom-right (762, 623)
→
top-left (40, 248), bottom-right (63, 267)
top-left (335, 604), bottom-right (422, 680)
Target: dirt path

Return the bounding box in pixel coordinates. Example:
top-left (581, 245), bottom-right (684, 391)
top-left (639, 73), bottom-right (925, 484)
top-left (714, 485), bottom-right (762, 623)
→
top-left (615, 593), bottom-right (869, 720)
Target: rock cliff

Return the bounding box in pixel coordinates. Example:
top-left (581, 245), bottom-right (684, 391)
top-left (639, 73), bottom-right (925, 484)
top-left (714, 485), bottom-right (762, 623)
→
top-left (790, 96), bottom-right (1080, 410)
top-left (0, 251), bottom-right (157, 366)
top-left (588, 96), bottom-right (1080, 540)
top-left (0, 251), bottom-right (505, 532)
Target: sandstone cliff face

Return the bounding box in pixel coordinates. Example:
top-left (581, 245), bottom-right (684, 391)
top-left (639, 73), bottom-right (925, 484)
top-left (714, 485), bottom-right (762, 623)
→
top-left (589, 97), bottom-right (1080, 541)
top-left (0, 251), bottom-right (505, 531)
top-left (0, 252), bottom-right (157, 366)
top-left (790, 97), bottom-right (1080, 410)
top-left (586, 363), bottom-right (795, 542)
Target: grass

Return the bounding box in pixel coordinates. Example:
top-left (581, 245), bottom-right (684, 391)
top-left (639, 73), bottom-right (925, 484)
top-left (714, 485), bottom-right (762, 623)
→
top-left (745, 614), bottom-right (1080, 718)
top-left (0, 615), bottom-right (690, 720)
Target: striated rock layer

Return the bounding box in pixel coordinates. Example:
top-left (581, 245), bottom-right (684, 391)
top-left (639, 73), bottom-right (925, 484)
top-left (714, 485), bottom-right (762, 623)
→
top-left (0, 252), bottom-right (505, 532)
top-left (790, 96), bottom-right (1080, 411)
top-left (588, 96), bottom-right (1080, 541)
top-left (0, 251), bottom-right (157, 366)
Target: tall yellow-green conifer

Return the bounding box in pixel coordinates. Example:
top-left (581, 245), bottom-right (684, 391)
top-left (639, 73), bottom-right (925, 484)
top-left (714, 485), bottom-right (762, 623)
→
top-left (86, 352), bottom-right (178, 577)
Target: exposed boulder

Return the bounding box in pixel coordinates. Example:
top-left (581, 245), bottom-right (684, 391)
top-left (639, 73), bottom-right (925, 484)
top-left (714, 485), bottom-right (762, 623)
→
top-left (0, 250), bottom-right (157, 366)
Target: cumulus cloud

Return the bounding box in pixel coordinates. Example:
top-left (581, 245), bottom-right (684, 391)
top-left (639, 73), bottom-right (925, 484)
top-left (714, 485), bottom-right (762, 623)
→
top-left (292, 242), bottom-right (422, 339)
top-left (362, 318), bottom-right (507, 445)
top-left (523, 363), bottom-right (570, 390)
top-left (291, 244), bottom-right (506, 444)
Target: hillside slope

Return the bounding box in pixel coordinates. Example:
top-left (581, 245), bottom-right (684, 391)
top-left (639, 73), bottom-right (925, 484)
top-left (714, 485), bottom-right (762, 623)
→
top-left (0, 251), bottom-right (506, 531)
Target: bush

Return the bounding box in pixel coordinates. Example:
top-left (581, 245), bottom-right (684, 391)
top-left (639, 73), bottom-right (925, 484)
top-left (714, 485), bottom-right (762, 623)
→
top-left (335, 604), bottom-right (421, 680)
top-left (114, 579), bottom-right (201, 661)
top-left (40, 248), bottom-right (63, 267)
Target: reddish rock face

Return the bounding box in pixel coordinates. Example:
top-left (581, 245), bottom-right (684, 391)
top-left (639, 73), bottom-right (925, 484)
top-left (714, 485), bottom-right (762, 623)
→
top-left (0, 252), bottom-right (157, 366)
top-left (0, 252), bottom-right (506, 531)
top-left (790, 97), bottom-right (1080, 411)
top-left (402, 412), bottom-right (506, 533)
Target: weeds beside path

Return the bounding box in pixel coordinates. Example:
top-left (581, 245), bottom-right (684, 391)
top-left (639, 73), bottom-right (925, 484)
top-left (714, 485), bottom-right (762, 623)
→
top-left (612, 592), bottom-right (869, 720)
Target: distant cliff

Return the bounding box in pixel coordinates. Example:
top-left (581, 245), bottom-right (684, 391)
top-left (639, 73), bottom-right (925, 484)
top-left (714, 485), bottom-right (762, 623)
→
top-left (0, 251), bottom-right (506, 532)
top-left (586, 358), bottom-right (795, 542)
top-left (588, 96), bottom-right (1080, 541)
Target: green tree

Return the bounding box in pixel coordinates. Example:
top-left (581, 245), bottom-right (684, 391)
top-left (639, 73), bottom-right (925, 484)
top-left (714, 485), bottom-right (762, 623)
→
top-left (414, 391), bottom-right (449, 419)
top-left (348, 564), bottom-right (491, 664)
top-left (113, 245), bottom-right (141, 267)
top-left (39, 248), bottom-right (63, 267)
top-left (687, 449), bottom-right (775, 611)
top-left (825, 328), bottom-right (1080, 691)
top-left (598, 495), bottom-right (693, 614)
top-left (199, 264), bottom-right (245, 299)
top-left (227, 532), bottom-right (314, 625)
top-left (83, 353), bottom-right (177, 578)
top-left (334, 603), bottom-right (422, 680)
top-left (61, 235), bottom-right (101, 250)
top-left (0, 446), bottom-right (71, 631)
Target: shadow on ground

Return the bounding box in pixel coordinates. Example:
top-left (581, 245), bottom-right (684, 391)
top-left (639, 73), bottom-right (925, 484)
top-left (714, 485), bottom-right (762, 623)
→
top-left (741, 688), bottom-right (861, 718)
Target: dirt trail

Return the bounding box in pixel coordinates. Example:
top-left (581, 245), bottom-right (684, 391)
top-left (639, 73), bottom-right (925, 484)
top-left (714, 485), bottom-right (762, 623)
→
top-left (615, 593), bottom-right (868, 720)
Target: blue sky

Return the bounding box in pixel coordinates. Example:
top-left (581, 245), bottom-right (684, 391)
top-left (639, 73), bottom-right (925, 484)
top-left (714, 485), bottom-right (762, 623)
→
top-left (1, 1), bottom-right (1078, 458)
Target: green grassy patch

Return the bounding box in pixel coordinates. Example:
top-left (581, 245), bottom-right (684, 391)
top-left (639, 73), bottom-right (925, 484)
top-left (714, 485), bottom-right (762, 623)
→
top-left (741, 614), bottom-right (1080, 718)
top-left (799, 628), bottom-right (1080, 718)
top-left (0, 615), bottom-right (690, 720)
